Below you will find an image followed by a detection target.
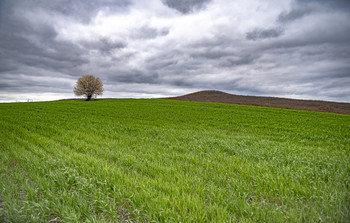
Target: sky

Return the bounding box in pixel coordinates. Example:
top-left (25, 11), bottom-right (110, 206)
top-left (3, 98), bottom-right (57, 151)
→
top-left (0, 0), bottom-right (350, 102)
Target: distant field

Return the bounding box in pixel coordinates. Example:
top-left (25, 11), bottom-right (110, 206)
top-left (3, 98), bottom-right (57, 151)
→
top-left (0, 99), bottom-right (349, 222)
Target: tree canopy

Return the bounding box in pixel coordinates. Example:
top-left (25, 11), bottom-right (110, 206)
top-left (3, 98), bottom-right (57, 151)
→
top-left (74, 75), bottom-right (103, 101)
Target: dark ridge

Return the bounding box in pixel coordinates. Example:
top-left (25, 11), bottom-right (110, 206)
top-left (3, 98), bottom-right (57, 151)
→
top-left (165, 90), bottom-right (350, 115)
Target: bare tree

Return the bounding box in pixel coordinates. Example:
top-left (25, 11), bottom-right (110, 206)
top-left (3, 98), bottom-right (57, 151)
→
top-left (74, 75), bottom-right (103, 101)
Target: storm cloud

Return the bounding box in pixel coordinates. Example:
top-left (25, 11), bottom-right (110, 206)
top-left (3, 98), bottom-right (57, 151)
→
top-left (161, 0), bottom-right (211, 14)
top-left (0, 0), bottom-right (350, 102)
top-left (246, 28), bottom-right (284, 41)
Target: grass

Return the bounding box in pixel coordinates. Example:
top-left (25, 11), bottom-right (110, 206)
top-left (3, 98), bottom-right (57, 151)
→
top-left (0, 99), bottom-right (349, 222)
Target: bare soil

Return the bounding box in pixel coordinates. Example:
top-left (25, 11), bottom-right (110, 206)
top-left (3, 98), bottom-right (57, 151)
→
top-left (165, 90), bottom-right (350, 115)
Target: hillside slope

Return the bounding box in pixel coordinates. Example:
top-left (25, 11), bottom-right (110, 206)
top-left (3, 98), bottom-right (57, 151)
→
top-left (167, 90), bottom-right (350, 114)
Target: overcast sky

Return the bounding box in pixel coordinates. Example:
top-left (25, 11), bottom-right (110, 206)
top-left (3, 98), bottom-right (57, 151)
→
top-left (1, 0), bottom-right (350, 102)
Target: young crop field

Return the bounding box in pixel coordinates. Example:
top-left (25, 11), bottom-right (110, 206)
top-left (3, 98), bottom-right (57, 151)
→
top-left (0, 99), bottom-right (349, 222)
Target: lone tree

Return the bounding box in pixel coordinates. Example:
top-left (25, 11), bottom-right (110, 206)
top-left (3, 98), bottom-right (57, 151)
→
top-left (74, 75), bottom-right (103, 101)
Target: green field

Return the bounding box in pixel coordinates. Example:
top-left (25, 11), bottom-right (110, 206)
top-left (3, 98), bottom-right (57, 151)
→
top-left (0, 99), bottom-right (349, 222)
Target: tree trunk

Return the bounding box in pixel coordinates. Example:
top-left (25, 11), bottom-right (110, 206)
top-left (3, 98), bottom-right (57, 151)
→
top-left (86, 94), bottom-right (92, 101)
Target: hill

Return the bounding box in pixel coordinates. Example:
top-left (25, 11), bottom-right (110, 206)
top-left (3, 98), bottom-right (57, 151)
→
top-left (167, 90), bottom-right (350, 115)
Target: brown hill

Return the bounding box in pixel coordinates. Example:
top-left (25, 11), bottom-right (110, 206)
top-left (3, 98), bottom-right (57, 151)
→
top-left (166, 90), bottom-right (350, 115)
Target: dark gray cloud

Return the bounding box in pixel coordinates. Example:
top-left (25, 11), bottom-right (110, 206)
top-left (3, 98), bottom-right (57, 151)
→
top-left (161, 0), bottom-right (211, 14)
top-left (82, 38), bottom-right (127, 55)
top-left (246, 28), bottom-right (284, 41)
top-left (0, 72), bottom-right (73, 95)
top-left (0, 2), bottom-right (89, 76)
top-left (190, 49), bottom-right (232, 60)
top-left (278, 5), bottom-right (315, 23)
top-left (10, 0), bottom-right (131, 23)
top-left (218, 55), bottom-right (259, 67)
top-left (278, 0), bottom-right (350, 24)
top-left (107, 70), bottom-right (159, 84)
top-left (296, 0), bottom-right (350, 11)
top-left (131, 26), bottom-right (169, 39)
